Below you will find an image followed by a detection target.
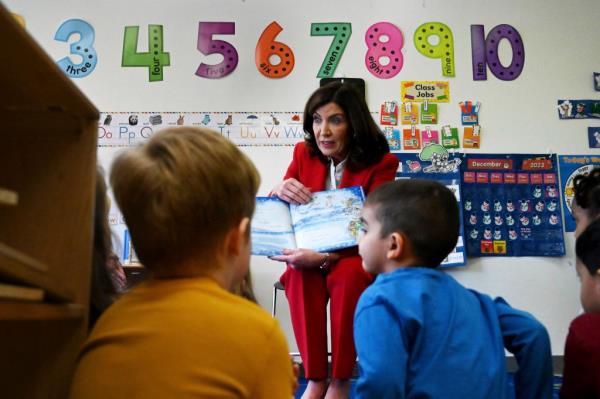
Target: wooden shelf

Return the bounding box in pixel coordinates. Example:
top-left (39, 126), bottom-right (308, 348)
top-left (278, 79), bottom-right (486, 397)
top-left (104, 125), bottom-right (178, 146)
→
top-left (0, 302), bottom-right (84, 321)
top-left (0, 242), bottom-right (74, 302)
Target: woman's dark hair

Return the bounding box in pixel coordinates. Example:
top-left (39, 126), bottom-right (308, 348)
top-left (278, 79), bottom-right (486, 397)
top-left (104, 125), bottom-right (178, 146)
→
top-left (89, 167), bottom-right (119, 328)
top-left (573, 167), bottom-right (600, 217)
top-left (303, 82), bottom-right (389, 171)
top-left (576, 218), bottom-right (600, 276)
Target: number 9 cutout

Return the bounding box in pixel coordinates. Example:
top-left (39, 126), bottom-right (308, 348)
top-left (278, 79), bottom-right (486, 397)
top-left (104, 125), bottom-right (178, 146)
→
top-left (255, 21), bottom-right (295, 78)
top-left (364, 22), bottom-right (404, 79)
top-left (413, 22), bottom-right (455, 77)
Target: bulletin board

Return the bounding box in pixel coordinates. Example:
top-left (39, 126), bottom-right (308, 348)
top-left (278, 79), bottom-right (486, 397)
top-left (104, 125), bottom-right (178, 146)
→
top-left (9, 0), bottom-right (600, 355)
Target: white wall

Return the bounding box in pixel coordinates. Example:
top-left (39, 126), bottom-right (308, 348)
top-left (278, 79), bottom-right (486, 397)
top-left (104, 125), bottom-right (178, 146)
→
top-left (8, 0), bottom-right (600, 355)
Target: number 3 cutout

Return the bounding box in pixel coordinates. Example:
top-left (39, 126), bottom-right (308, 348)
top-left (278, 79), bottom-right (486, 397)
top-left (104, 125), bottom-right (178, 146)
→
top-left (54, 19), bottom-right (97, 78)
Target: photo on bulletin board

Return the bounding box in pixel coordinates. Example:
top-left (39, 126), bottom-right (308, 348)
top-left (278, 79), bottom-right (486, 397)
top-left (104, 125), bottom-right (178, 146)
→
top-left (558, 155), bottom-right (600, 232)
top-left (395, 145), bottom-right (466, 268)
top-left (461, 153), bottom-right (565, 257)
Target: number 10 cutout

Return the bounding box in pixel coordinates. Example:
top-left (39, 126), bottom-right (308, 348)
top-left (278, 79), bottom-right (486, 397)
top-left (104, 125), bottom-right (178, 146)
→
top-left (471, 24), bottom-right (525, 81)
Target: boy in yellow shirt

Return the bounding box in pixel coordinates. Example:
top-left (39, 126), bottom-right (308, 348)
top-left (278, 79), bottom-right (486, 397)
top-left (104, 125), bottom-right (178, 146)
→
top-left (70, 127), bottom-right (296, 398)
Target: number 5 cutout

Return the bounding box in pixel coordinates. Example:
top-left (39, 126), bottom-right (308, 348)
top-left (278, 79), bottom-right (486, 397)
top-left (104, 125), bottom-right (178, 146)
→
top-left (196, 22), bottom-right (239, 79)
top-left (54, 19), bottom-right (98, 78)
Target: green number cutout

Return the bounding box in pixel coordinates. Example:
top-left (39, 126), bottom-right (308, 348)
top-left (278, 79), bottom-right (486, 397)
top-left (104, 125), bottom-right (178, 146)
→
top-left (311, 23), bottom-right (351, 78)
top-left (122, 25), bottom-right (170, 82)
top-left (414, 22), bottom-right (455, 77)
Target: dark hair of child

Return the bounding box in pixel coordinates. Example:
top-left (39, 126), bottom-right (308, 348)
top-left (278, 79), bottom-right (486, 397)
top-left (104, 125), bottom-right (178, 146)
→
top-left (89, 168), bottom-right (119, 328)
top-left (302, 81), bottom-right (390, 172)
top-left (576, 218), bottom-right (600, 276)
top-left (573, 167), bottom-right (600, 216)
top-left (365, 179), bottom-right (459, 267)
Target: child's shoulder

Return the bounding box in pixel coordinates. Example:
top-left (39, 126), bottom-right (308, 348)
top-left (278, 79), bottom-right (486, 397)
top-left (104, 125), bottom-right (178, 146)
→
top-left (361, 267), bottom-right (451, 305)
top-left (570, 312), bottom-right (600, 331)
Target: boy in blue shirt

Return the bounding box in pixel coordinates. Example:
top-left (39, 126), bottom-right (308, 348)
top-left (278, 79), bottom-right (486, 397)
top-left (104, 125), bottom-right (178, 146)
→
top-left (354, 179), bottom-right (553, 399)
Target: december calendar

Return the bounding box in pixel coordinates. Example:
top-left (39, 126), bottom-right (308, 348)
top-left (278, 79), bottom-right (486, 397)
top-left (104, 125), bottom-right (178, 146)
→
top-left (461, 154), bottom-right (565, 257)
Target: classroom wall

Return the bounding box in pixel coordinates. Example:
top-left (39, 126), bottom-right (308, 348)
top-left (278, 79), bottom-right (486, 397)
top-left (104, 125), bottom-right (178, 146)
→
top-left (8, 0), bottom-right (600, 355)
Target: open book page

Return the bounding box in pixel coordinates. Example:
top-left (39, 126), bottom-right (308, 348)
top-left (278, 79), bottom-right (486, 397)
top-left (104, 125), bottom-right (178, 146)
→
top-left (290, 186), bottom-right (365, 252)
top-left (251, 197), bottom-right (296, 255)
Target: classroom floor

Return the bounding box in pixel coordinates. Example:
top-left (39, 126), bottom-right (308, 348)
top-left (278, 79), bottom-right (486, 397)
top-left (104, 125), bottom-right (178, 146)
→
top-left (294, 375), bottom-right (563, 398)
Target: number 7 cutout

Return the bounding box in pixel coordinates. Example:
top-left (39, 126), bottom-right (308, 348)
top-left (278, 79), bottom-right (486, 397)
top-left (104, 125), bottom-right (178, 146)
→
top-left (311, 23), bottom-right (351, 78)
top-left (196, 22), bottom-right (238, 79)
top-left (122, 25), bottom-right (170, 82)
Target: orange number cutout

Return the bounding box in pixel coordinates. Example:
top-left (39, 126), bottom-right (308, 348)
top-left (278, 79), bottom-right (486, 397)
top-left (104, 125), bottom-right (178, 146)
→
top-left (255, 21), bottom-right (295, 78)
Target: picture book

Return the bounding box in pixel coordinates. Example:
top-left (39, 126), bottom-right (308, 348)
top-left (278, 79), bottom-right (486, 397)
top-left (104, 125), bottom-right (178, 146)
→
top-left (251, 186), bottom-right (365, 256)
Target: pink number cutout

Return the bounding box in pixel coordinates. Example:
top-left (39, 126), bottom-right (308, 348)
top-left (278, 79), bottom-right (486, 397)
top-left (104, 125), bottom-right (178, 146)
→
top-left (364, 22), bottom-right (404, 79)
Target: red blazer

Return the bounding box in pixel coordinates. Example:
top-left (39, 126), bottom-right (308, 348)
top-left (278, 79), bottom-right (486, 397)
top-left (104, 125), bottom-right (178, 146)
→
top-left (284, 142), bottom-right (399, 195)
top-left (282, 142), bottom-right (399, 261)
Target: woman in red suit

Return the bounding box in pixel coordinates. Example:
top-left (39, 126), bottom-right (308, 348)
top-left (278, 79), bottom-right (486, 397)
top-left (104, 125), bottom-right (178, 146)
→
top-left (270, 82), bottom-right (399, 399)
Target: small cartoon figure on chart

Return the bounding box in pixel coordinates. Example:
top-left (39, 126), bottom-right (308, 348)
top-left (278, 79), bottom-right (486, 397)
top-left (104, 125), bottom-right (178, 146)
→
top-left (494, 214), bottom-right (503, 226)
top-left (483, 228), bottom-right (492, 240)
top-left (469, 228), bottom-right (479, 240)
top-left (508, 228), bottom-right (518, 240)
top-left (535, 200), bottom-right (545, 212)
top-left (464, 200), bottom-right (472, 211)
top-left (519, 199), bottom-right (530, 212)
top-left (493, 228), bottom-right (502, 240)
top-left (546, 185), bottom-right (558, 198)
top-left (549, 213), bottom-right (559, 225)
top-left (177, 115), bottom-right (185, 125)
top-left (532, 186), bottom-right (542, 198)
top-left (506, 200), bottom-right (515, 212)
top-left (469, 213), bottom-right (478, 225)
top-left (506, 214), bottom-right (515, 226)
top-left (493, 200), bottom-right (502, 212)
top-left (519, 214), bottom-right (530, 226)
top-left (201, 114), bottom-right (211, 125)
top-left (481, 200), bottom-right (490, 212)
top-left (103, 114), bottom-right (112, 126)
top-left (483, 213), bottom-right (492, 225)
top-left (532, 214), bottom-right (542, 226)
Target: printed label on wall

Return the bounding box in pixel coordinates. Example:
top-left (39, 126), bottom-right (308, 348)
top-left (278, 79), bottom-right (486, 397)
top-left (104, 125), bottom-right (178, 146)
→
top-left (401, 81), bottom-right (450, 102)
top-left (98, 112), bottom-right (306, 147)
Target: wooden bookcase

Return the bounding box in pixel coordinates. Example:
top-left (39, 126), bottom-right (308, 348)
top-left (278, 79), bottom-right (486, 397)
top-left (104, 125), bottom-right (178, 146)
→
top-left (0, 3), bottom-right (98, 398)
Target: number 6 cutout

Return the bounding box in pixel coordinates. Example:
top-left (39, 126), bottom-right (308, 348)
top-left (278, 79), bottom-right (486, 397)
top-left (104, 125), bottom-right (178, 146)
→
top-left (255, 21), bottom-right (295, 78)
top-left (54, 19), bottom-right (97, 78)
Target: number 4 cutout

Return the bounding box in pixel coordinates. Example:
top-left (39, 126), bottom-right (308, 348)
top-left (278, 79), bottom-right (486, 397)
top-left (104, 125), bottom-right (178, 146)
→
top-left (122, 25), bottom-right (170, 82)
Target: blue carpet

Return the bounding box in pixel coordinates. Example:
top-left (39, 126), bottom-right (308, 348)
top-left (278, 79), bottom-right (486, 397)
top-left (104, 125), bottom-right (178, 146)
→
top-left (294, 374), bottom-right (563, 398)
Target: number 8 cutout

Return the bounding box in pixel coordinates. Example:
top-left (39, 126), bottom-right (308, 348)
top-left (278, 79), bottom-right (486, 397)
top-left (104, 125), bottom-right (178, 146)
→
top-left (256, 21), bottom-right (295, 78)
top-left (364, 22), bottom-right (404, 79)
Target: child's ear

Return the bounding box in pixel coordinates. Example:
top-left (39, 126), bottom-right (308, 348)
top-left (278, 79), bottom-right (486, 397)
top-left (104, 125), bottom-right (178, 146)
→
top-left (386, 232), bottom-right (405, 260)
top-left (226, 217), bottom-right (251, 256)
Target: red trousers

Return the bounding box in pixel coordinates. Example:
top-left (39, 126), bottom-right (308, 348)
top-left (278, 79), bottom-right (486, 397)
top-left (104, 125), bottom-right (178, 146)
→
top-left (280, 255), bottom-right (373, 379)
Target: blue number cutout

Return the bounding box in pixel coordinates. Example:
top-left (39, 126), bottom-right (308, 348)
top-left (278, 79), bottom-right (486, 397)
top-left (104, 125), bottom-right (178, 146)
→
top-left (54, 19), bottom-right (98, 78)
